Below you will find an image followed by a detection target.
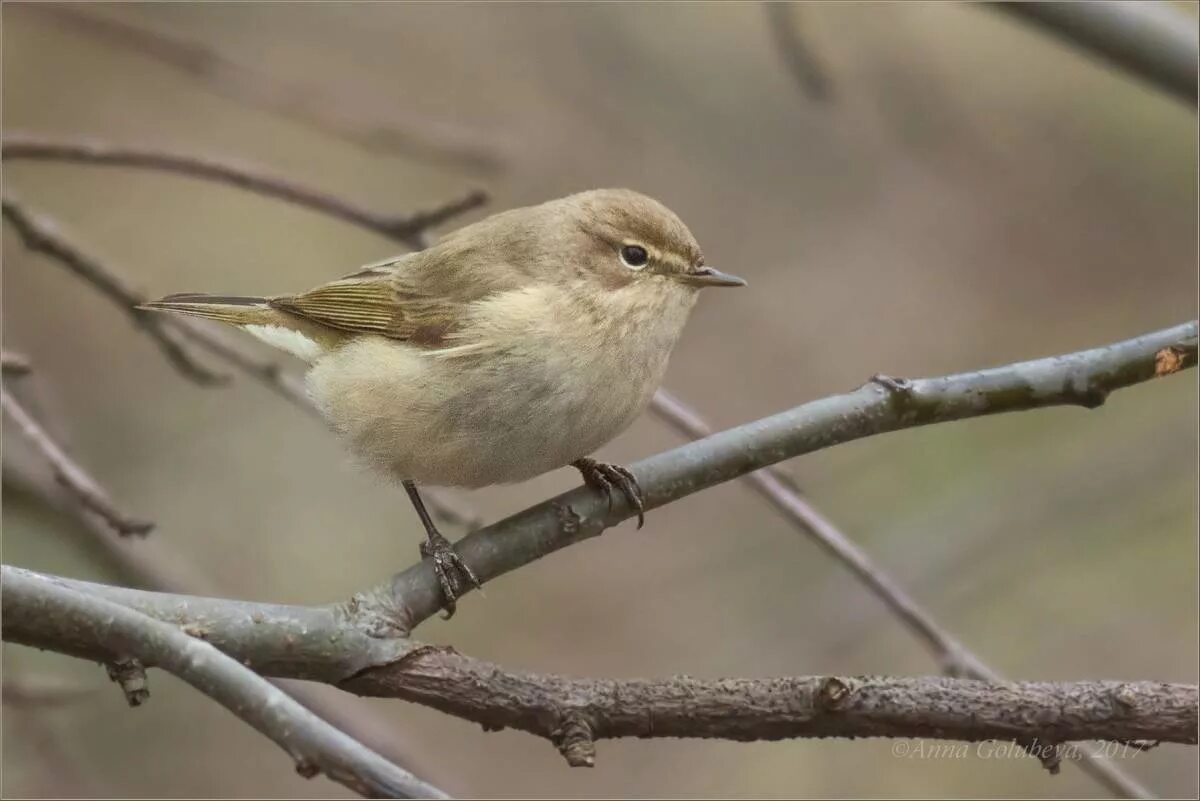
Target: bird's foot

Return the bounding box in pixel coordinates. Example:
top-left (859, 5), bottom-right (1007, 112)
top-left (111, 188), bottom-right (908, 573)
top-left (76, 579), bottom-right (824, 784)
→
top-left (419, 530), bottom-right (481, 620)
top-left (572, 457), bottom-right (646, 529)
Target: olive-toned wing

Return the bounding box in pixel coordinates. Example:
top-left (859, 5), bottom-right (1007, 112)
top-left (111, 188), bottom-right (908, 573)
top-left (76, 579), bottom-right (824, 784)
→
top-left (268, 267), bottom-right (458, 344)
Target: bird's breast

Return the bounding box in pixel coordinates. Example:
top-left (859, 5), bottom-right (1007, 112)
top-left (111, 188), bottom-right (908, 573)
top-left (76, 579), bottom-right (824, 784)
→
top-left (307, 283), bottom-right (697, 488)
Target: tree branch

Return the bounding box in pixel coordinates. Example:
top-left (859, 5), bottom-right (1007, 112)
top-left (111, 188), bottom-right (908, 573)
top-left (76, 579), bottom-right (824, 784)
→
top-left (382, 321), bottom-right (1198, 632)
top-left (994, 1), bottom-right (1198, 105)
top-left (2, 134), bottom-right (487, 250)
top-left (3, 323), bottom-right (1195, 769)
top-left (1, 385), bottom-right (154, 537)
top-left (4, 440), bottom-right (458, 793)
top-left (1, 568), bottom-right (448, 800)
top-left (4, 566), bottom-right (1195, 768)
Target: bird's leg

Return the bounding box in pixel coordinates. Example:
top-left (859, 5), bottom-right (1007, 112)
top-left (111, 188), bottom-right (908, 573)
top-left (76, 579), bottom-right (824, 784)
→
top-left (571, 457), bottom-right (646, 529)
top-left (403, 479), bottom-right (480, 619)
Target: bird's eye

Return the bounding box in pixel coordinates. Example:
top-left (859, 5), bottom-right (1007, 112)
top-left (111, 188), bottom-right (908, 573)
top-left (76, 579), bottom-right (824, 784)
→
top-left (620, 244), bottom-right (649, 270)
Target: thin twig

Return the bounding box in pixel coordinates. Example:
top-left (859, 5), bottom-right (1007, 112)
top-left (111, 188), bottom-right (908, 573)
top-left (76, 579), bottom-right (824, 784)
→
top-left (18, 4), bottom-right (505, 172)
top-left (2, 193), bottom-right (227, 385)
top-left (5, 566), bottom-right (1196, 767)
top-left (1, 386), bottom-right (154, 537)
top-left (764, 1), bottom-right (833, 102)
top-left (2, 135), bottom-right (487, 251)
top-left (1, 569), bottom-right (449, 800)
top-left (648, 389), bottom-right (1155, 798)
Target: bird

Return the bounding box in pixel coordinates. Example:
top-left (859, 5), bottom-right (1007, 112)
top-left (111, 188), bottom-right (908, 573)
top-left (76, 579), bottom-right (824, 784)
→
top-left (140, 188), bottom-right (745, 615)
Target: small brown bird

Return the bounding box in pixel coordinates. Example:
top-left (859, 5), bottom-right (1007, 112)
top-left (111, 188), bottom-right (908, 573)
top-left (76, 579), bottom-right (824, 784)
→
top-left (142, 189), bottom-right (745, 614)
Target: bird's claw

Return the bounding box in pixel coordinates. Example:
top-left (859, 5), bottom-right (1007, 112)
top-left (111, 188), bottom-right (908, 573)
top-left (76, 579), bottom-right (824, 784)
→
top-left (420, 532), bottom-right (481, 619)
top-left (573, 458), bottom-right (646, 529)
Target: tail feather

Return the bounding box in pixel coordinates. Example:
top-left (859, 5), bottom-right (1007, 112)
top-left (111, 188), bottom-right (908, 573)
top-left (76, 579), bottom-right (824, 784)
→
top-left (138, 292), bottom-right (334, 362)
top-left (138, 293), bottom-right (274, 326)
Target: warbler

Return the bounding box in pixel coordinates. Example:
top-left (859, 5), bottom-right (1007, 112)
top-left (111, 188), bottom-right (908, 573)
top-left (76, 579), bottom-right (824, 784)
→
top-left (142, 189), bottom-right (745, 614)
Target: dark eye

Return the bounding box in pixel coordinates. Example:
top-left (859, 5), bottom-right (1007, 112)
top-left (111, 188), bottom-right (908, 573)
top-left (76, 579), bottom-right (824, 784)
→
top-left (619, 244), bottom-right (649, 270)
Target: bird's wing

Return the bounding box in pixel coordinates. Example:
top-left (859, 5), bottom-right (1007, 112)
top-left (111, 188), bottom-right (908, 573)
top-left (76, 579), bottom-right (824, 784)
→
top-left (267, 248), bottom-right (526, 347)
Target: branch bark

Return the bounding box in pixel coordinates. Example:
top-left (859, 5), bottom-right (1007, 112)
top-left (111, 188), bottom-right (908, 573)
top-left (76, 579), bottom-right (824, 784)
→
top-left (5, 566), bottom-right (1195, 768)
top-left (1, 568), bottom-right (448, 800)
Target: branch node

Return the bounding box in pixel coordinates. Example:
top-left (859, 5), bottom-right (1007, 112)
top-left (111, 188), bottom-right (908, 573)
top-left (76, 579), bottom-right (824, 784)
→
top-left (1155, 342), bottom-right (1197, 376)
top-left (294, 756), bottom-right (321, 779)
top-left (866, 374), bottom-right (915, 414)
top-left (555, 502), bottom-right (581, 536)
top-left (816, 676), bottom-right (853, 711)
top-left (552, 714), bottom-right (597, 767)
top-left (106, 657), bottom-right (150, 707)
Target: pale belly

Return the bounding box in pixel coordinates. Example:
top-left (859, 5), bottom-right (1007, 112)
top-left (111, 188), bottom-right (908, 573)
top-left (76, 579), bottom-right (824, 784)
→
top-left (306, 333), bottom-right (666, 489)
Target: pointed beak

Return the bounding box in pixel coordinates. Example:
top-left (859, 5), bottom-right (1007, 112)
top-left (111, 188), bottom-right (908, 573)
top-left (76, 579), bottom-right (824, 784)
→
top-left (681, 267), bottom-right (747, 288)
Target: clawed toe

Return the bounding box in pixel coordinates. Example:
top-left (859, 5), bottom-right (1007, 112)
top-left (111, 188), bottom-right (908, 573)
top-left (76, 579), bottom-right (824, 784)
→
top-left (420, 533), bottom-right (481, 619)
top-left (572, 458), bottom-right (646, 528)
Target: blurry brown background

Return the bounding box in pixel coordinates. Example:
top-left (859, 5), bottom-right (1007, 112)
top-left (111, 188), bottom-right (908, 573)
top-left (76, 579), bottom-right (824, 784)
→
top-left (2, 2), bottom-right (1196, 797)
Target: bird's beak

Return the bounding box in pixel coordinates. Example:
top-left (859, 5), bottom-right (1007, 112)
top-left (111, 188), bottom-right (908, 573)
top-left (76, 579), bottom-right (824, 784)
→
top-left (680, 267), bottom-right (747, 288)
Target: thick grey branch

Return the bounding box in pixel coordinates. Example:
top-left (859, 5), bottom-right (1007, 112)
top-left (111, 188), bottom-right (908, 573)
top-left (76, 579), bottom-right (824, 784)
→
top-left (384, 321), bottom-right (1198, 630)
top-left (995, 1), bottom-right (1198, 105)
top-left (1, 568), bottom-right (447, 800)
top-left (4, 567), bottom-right (1194, 766)
top-left (5, 445), bottom-right (457, 792)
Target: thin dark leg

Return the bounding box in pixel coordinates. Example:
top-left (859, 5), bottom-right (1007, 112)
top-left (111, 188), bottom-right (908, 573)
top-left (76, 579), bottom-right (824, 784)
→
top-left (403, 479), bottom-right (480, 619)
top-left (572, 458), bottom-right (646, 529)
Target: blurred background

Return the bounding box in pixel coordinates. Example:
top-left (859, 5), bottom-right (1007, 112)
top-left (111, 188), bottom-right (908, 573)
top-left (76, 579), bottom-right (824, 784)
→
top-left (2, 2), bottom-right (1196, 797)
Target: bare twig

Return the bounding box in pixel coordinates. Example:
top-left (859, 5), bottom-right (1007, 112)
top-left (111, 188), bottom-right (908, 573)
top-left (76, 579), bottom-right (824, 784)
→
top-left (2, 386), bottom-right (154, 537)
top-left (3, 135), bottom-right (488, 250)
top-left (994, 1), bottom-right (1198, 105)
top-left (106, 657), bottom-right (151, 707)
top-left (764, 1), bottom-right (833, 101)
top-left (18, 4), bottom-right (505, 172)
top-left (5, 566), bottom-right (1195, 766)
top-left (1, 568), bottom-right (449, 800)
top-left (2, 193), bottom-right (227, 385)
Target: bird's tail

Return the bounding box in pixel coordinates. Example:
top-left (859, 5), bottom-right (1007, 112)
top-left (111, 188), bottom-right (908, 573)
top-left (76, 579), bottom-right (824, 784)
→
top-left (137, 293), bottom-right (276, 326)
top-left (138, 293), bottom-right (333, 362)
